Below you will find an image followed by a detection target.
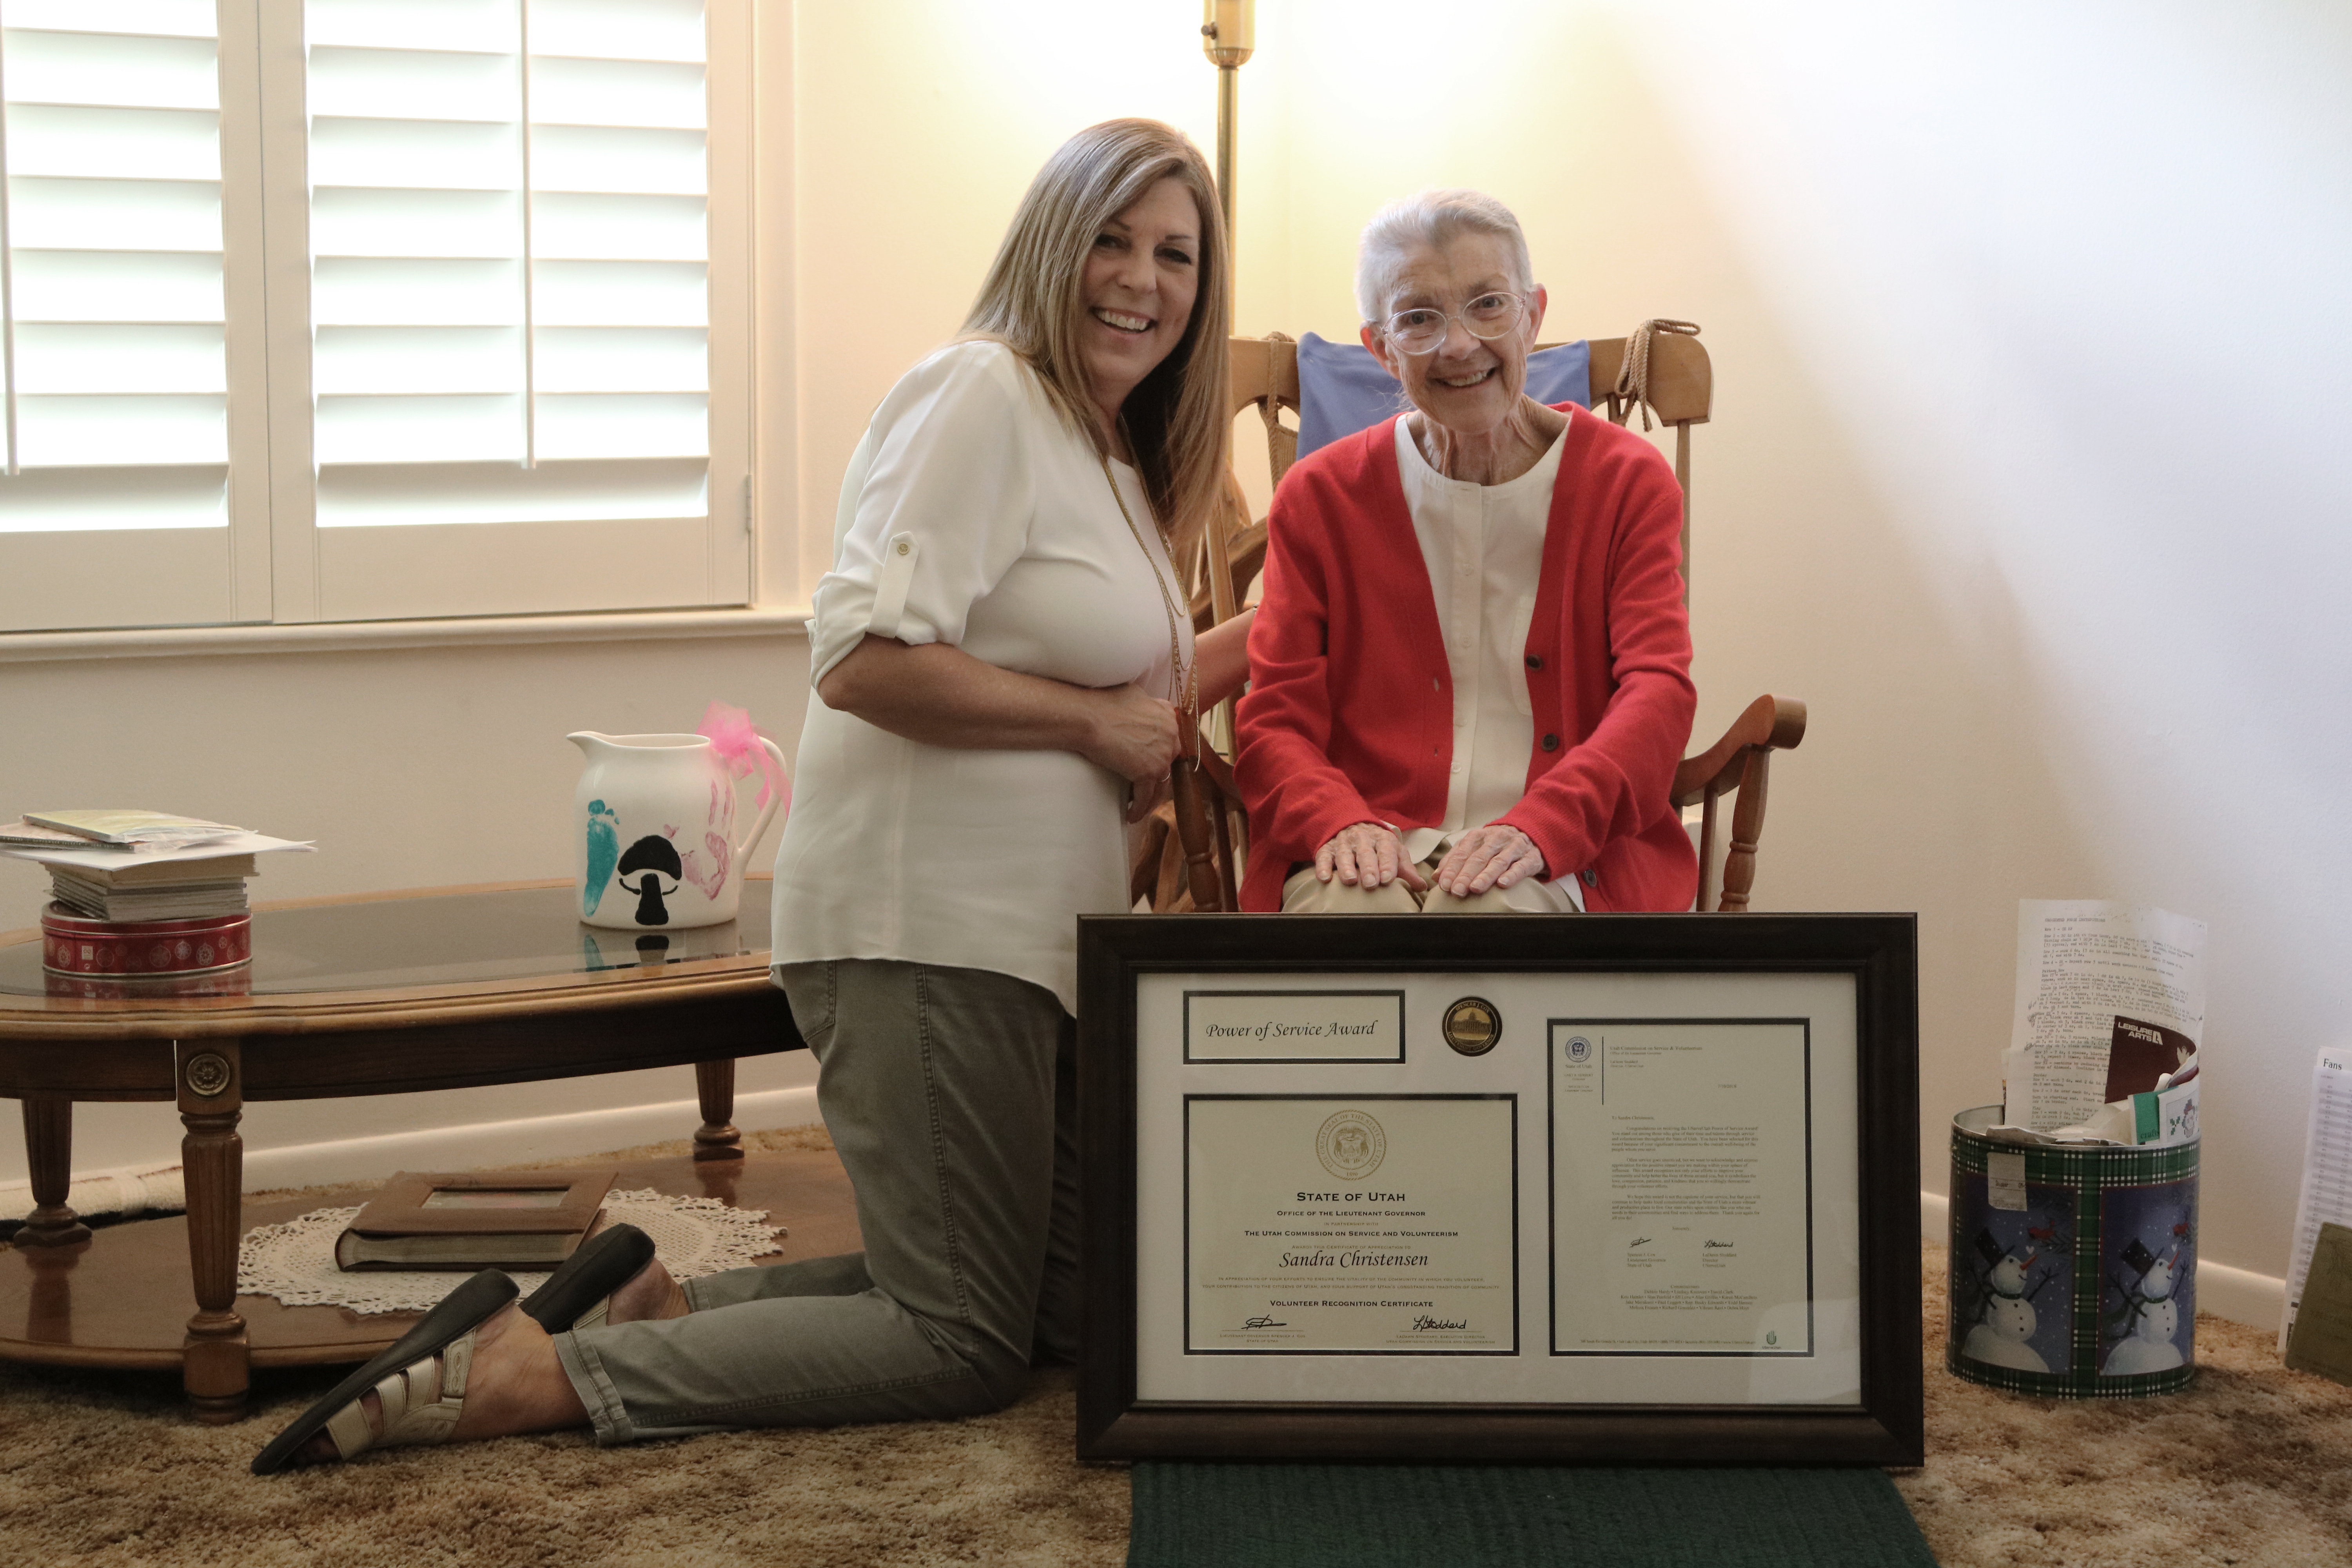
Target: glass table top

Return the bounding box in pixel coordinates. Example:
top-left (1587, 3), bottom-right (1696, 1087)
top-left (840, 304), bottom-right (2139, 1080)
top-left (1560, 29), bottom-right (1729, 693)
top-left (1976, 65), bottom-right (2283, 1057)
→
top-left (1, 884), bottom-right (772, 1000)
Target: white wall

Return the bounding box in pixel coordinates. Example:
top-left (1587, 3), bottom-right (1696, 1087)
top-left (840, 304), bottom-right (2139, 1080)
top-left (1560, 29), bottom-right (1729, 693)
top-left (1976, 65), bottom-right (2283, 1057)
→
top-left (3, 3), bottom-right (2347, 1316)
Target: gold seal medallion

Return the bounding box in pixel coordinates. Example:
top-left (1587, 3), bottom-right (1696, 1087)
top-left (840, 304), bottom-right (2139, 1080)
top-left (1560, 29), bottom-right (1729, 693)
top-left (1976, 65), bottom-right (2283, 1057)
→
top-left (1442, 996), bottom-right (1502, 1056)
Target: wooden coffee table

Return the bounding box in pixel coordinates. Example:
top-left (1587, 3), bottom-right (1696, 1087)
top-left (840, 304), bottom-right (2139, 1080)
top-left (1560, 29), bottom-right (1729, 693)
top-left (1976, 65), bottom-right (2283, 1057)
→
top-left (0, 879), bottom-right (807, 1421)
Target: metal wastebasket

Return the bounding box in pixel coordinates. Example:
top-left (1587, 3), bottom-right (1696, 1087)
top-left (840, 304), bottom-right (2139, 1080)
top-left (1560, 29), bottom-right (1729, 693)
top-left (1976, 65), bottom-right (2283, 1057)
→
top-left (1947, 1103), bottom-right (2198, 1397)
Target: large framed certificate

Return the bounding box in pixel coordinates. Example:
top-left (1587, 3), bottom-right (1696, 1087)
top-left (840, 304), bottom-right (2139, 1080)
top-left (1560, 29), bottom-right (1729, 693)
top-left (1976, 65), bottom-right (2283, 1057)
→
top-left (1076, 914), bottom-right (1922, 1465)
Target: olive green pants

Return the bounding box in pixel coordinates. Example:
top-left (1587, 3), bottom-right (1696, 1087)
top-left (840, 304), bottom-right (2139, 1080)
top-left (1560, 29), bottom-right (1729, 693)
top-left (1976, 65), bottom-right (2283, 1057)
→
top-left (552, 958), bottom-right (1078, 1443)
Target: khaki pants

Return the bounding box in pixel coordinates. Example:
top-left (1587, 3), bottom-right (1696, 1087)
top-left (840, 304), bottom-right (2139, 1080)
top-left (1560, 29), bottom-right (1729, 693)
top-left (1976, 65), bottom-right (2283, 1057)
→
top-left (552, 958), bottom-right (1077, 1442)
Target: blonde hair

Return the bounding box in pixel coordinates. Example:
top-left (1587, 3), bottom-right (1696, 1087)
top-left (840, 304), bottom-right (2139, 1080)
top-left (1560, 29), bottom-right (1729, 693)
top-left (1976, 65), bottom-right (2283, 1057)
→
top-left (964, 119), bottom-right (1231, 554)
top-left (1355, 188), bottom-right (1534, 323)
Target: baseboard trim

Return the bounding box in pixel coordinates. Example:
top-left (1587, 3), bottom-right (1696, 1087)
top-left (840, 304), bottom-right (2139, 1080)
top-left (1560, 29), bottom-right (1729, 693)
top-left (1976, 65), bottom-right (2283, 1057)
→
top-left (240, 1085), bottom-right (824, 1193)
top-left (1920, 1187), bottom-right (2281, 1333)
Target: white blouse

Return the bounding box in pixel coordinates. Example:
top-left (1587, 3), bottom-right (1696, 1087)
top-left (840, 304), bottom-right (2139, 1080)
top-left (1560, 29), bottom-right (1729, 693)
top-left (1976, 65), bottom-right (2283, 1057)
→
top-left (771, 340), bottom-right (1192, 1011)
top-left (1392, 417), bottom-right (1583, 912)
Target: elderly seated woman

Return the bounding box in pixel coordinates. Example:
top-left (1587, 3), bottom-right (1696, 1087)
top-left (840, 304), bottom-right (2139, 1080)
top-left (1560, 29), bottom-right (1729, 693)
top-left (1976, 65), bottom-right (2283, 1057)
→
top-left (1234, 190), bottom-right (1697, 914)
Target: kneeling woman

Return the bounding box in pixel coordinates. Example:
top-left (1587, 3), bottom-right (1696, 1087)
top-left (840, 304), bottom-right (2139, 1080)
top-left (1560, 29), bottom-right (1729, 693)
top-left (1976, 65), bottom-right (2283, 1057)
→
top-left (257, 118), bottom-right (1250, 1470)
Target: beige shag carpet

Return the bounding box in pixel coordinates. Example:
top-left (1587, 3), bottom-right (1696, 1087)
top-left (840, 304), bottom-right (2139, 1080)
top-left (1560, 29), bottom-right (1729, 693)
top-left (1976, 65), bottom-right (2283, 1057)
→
top-left (0, 1126), bottom-right (2345, 1567)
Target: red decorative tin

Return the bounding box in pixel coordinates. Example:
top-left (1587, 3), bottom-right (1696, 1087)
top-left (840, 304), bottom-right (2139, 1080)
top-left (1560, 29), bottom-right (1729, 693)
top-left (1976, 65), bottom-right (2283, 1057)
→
top-left (40, 904), bottom-right (253, 978)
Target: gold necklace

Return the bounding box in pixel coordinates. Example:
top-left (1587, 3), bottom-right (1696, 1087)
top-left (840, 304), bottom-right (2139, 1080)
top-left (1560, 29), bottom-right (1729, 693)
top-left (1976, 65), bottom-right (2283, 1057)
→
top-left (1099, 452), bottom-right (1198, 735)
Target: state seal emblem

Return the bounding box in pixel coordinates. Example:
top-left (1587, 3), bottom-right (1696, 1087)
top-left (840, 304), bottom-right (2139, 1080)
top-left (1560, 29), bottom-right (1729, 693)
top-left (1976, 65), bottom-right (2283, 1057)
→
top-left (1442, 996), bottom-right (1502, 1056)
top-left (1316, 1109), bottom-right (1387, 1181)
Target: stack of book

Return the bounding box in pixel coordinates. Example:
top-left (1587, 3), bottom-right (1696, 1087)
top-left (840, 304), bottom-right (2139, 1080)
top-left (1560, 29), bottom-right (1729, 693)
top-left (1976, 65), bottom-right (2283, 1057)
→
top-left (3, 811), bottom-right (316, 980)
top-left (3, 811), bottom-right (261, 922)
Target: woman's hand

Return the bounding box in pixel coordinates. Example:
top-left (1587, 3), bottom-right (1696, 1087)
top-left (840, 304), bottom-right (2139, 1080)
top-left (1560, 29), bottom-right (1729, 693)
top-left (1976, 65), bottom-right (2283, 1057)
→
top-left (1431, 824), bottom-right (1544, 898)
top-left (820, 637), bottom-right (1178, 820)
top-left (1314, 822), bottom-right (1429, 891)
top-left (1083, 682), bottom-right (1183, 821)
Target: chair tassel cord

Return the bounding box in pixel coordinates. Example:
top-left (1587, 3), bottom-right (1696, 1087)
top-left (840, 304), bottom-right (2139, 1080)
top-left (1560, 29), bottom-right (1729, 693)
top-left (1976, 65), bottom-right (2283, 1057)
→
top-left (1610, 318), bottom-right (1701, 432)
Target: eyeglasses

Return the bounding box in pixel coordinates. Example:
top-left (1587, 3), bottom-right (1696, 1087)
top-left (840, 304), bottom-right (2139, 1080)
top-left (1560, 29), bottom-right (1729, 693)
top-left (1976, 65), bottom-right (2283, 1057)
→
top-left (1379, 291), bottom-right (1527, 355)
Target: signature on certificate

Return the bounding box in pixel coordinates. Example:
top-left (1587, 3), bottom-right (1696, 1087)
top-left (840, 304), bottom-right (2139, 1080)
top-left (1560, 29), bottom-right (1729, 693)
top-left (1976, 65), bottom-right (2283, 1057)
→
top-left (1242, 1314), bottom-right (1288, 1329)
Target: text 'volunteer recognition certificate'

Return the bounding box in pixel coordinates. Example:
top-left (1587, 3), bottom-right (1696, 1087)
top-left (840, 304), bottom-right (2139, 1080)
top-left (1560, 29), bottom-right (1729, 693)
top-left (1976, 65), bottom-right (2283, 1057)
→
top-left (1551, 1021), bottom-right (1814, 1355)
top-left (1186, 1096), bottom-right (1517, 1354)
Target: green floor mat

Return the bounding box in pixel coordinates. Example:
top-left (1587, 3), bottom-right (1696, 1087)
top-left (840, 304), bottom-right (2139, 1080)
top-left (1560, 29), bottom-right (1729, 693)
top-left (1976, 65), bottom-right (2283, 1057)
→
top-left (1128, 1463), bottom-right (1936, 1568)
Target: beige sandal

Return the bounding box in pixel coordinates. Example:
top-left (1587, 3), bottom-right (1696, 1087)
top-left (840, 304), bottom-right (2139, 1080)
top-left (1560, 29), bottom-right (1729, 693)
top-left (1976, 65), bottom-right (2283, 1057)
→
top-left (322, 1330), bottom-right (477, 1460)
top-left (253, 1269), bottom-right (517, 1474)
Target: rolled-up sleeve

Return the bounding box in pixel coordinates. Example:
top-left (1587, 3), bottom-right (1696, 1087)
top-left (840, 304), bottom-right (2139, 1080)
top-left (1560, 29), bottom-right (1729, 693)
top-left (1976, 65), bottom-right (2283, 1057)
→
top-left (807, 344), bottom-right (1038, 684)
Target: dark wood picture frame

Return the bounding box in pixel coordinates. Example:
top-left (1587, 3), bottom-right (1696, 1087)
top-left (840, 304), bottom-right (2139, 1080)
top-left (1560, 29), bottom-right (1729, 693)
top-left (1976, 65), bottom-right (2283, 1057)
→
top-left (1076, 913), bottom-right (1922, 1466)
top-left (347, 1169), bottom-right (616, 1237)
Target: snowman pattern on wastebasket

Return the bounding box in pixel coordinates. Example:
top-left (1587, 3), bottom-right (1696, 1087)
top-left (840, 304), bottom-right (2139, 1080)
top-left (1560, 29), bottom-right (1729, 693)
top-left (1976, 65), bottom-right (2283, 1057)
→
top-left (1951, 1177), bottom-right (2074, 1377)
top-left (2098, 1182), bottom-right (2196, 1377)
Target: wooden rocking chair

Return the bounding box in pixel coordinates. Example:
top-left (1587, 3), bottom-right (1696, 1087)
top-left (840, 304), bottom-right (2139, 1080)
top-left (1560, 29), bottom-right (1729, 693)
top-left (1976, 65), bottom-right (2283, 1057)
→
top-left (1131, 322), bottom-right (1806, 915)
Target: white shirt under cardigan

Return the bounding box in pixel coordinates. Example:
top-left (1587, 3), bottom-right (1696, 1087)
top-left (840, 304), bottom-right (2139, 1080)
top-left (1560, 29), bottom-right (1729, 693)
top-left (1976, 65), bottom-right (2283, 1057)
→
top-left (1391, 418), bottom-right (1584, 913)
top-left (771, 340), bottom-right (1192, 1013)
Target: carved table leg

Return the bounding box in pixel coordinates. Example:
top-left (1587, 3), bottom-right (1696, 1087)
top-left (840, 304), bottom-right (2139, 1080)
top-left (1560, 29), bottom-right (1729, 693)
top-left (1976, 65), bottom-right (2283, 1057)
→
top-left (693, 1058), bottom-right (742, 1161)
top-left (177, 1040), bottom-right (248, 1423)
top-left (18, 1096), bottom-right (91, 1248)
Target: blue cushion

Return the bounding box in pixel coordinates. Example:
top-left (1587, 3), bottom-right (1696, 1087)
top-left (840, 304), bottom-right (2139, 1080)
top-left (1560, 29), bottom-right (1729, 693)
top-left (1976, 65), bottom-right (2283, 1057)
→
top-left (1292, 332), bottom-right (1592, 461)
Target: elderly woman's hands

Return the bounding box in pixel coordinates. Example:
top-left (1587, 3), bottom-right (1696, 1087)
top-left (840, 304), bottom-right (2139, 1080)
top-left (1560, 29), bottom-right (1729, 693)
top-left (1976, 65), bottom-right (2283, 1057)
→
top-left (1432, 824), bottom-right (1544, 898)
top-left (1314, 822), bottom-right (1429, 891)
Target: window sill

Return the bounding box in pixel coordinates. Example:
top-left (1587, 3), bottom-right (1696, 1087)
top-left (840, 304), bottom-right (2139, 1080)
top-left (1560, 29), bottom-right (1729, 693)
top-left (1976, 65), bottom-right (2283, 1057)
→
top-left (0, 606), bottom-right (813, 666)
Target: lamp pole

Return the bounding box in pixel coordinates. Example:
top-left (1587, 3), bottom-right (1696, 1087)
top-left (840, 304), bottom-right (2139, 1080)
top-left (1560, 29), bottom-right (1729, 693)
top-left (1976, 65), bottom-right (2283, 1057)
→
top-left (1200, 0), bottom-right (1254, 255)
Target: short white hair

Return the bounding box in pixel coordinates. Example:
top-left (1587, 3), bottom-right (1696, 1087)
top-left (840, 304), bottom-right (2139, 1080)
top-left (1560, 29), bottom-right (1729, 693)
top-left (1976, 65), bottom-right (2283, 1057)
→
top-left (1354, 189), bottom-right (1534, 324)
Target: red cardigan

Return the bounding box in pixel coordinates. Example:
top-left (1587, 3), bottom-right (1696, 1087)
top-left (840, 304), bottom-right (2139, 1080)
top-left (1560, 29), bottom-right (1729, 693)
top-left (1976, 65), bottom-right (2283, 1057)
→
top-left (1234, 407), bottom-right (1698, 913)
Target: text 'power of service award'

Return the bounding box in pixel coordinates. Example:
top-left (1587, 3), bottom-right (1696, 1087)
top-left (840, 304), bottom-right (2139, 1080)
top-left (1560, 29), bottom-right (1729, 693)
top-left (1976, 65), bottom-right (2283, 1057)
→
top-left (1185, 1096), bottom-right (1517, 1354)
top-left (1551, 1020), bottom-right (1816, 1356)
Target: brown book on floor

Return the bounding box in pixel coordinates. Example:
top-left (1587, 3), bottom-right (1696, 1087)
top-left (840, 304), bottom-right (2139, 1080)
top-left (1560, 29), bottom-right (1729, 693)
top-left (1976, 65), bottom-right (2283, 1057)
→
top-left (335, 1169), bottom-right (617, 1272)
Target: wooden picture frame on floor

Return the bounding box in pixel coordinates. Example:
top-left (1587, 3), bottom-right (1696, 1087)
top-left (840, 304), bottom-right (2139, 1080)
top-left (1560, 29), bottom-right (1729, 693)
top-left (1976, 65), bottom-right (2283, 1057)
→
top-left (1076, 913), bottom-right (1923, 1466)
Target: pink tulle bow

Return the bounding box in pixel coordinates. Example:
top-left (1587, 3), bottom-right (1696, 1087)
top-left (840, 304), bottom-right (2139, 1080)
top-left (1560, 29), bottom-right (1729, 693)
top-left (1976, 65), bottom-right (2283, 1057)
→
top-left (699, 700), bottom-right (789, 813)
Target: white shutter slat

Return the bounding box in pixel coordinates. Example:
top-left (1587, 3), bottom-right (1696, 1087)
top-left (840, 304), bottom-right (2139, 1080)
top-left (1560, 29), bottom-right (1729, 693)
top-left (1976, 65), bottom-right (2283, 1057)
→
top-left (310, 186), bottom-right (517, 258)
top-left (530, 0), bottom-right (702, 64)
top-left (17, 394), bottom-right (226, 465)
top-left (534, 326), bottom-right (705, 392)
top-left (310, 117), bottom-right (517, 190)
top-left (16, 322), bottom-right (225, 392)
top-left (314, 325), bottom-right (522, 394)
top-left (316, 392), bottom-right (522, 464)
top-left (8, 175), bottom-right (220, 250)
top-left (530, 191), bottom-right (703, 261)
top-left (12, 249), bottom-right (221, 322)
top-left (530, 124), bottom-right (704, 196)
top-left (5, 102), bottom-right (218, 180)
top-left (307, 44), bottom-right (516, 122)
top-left (0, 462), bottom-right (221, 533)
top-left (532, 259), bottom-right (704, 327)
top-left (317, 456), bottom-right (703, 526)
top-left (312, 257), bottom-right (519, 327)
top-left (306, 0), bottom-right (516, 53)
top-left (529, 56), bottom-right (702, 129)
top-left (2, 2), bottom-right (218, 38)
top-left (1, 27), bottom-right (218, 110)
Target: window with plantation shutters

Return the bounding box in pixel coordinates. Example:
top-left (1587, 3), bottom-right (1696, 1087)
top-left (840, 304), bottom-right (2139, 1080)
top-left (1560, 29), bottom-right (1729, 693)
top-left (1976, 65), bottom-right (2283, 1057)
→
top-left (0, 0), bottom-right (270, 633)
top-left (0, 0), bottom-right (748, 635)
top-left (296, 0), bottom-right (745, 621)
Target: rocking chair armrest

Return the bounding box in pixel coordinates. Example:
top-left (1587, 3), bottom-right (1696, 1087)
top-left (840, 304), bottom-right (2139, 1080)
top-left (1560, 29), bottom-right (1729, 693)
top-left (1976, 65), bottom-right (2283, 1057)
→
top-left (1671, 694), bottom-right (1807, 808)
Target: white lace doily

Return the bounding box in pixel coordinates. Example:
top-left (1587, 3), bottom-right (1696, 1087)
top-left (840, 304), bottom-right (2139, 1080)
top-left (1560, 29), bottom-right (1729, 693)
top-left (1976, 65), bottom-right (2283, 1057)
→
top-left (238, 1188), bottom-right (786, 1316)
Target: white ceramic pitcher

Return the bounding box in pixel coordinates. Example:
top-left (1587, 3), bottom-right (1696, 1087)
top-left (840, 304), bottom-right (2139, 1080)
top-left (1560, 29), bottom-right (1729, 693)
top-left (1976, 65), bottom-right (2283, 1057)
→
top-left (568, 731), bottom-right (789, 930)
